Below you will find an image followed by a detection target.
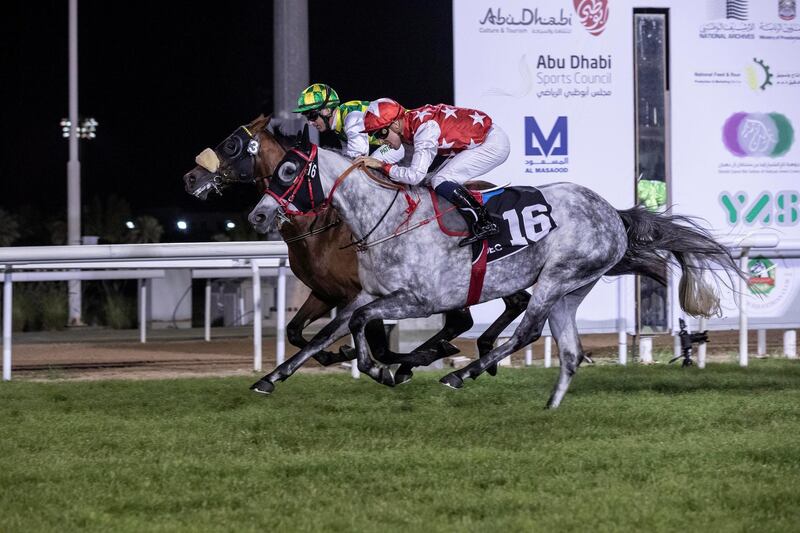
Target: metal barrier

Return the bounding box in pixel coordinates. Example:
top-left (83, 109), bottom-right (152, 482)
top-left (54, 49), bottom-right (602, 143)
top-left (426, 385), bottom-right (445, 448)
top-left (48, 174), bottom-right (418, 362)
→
top-left (0, 242), bottom-right (290, 381)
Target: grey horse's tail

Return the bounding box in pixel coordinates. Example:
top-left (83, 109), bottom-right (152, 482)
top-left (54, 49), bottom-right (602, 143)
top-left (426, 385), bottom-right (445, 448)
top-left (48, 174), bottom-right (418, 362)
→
top-left (607, 206), bottom-right (741, 318)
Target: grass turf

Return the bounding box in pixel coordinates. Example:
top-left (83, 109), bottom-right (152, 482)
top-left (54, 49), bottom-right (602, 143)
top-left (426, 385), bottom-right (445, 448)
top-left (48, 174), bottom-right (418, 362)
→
top-left (1, 360), bottom-right (799, 532)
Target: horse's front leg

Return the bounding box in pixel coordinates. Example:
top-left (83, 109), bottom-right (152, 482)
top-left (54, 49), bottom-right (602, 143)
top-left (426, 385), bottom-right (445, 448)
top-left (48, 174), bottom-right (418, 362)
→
top-left (250, 291), bottom-right (375, 394)
top-left (348, 290), bottom-right (431, 387)
top-left (287, 292), bottom-right (357, 367)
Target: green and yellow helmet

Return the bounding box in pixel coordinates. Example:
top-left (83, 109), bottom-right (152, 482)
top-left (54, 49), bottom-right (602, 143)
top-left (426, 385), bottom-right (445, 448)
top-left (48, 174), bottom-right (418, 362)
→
top-left (293, 83), bottom-right (341, 113)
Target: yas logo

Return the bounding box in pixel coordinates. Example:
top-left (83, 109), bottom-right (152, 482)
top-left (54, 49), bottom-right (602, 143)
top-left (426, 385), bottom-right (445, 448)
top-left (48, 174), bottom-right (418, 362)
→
top-left (525, 116), bottom-right (568, 156)
top-left (720, 190), bottom-right (799, 226)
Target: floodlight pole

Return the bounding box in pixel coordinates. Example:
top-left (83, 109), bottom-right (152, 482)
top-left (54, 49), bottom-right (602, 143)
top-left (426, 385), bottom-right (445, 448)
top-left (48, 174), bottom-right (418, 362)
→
top-left (67, 0), bottom-right (83, 326)
top-left (273, 0), bottom-right (309, 120)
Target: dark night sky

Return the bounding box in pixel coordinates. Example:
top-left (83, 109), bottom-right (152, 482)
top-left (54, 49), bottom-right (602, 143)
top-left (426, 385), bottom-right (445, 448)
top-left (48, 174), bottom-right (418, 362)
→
top-left (2, 1), bottom-right (453, 238)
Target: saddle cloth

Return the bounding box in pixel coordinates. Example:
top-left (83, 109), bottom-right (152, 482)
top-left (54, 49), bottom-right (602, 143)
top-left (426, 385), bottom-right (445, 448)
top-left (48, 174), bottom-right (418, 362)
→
top-left (430, 185), bottom-right (558, 264)
top-left (429, 184), bottom-right (558, 305)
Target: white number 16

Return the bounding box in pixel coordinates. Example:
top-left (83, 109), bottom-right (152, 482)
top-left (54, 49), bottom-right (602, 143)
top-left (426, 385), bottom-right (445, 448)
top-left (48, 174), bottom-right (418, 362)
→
top-left (501, 204), bottom-right (552, 246)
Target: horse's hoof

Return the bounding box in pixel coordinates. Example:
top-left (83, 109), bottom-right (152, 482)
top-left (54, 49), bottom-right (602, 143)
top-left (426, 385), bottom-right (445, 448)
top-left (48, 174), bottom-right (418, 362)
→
top-left (437, 339), bottom-right (460, 357)
top-left (486, 363), bottom-right (498, 377)
top-left (380, 367), bottom-right (395, 387)
top-left (394, 371), bottom-right (413, 386)
top-left (440, 373), bottom-right (464, 389)
top-left (315, 351), bottom-right (336, 366)
top-left (339, 345), bottom-right (356, 360)
top-left (250, 380), bottom-right (274, 395)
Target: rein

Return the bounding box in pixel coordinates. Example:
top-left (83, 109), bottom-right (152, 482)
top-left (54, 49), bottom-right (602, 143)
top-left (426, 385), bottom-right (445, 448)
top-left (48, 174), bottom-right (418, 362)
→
top-left (282, 217), bottom-right (341, 244)
top-left (267, 152), bottom-right (432, 249)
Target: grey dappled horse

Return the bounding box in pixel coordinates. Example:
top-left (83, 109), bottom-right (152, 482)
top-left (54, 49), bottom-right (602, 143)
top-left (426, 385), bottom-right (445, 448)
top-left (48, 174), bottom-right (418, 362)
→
top-left (250, 129), bottom-right (738, 408)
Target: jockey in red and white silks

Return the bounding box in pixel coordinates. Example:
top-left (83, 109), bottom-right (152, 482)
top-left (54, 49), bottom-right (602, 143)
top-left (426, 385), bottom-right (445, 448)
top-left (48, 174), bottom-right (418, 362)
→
top-left (356, 98), bottom-right (509, 247)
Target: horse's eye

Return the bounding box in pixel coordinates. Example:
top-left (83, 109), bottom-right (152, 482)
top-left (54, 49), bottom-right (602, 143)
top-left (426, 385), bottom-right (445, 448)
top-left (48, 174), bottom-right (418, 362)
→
top-left (277, 161), bottom-right (298, 183)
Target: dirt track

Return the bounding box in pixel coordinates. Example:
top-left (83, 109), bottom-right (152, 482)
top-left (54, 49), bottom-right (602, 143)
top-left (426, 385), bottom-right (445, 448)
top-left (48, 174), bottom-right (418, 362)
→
top-left (8, 328), bottom-right (793, 381)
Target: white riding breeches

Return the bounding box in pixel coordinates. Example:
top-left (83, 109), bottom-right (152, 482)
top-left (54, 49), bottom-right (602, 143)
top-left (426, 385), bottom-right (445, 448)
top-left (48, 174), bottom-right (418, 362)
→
top-left (429, 125), bottom-right (510, 189)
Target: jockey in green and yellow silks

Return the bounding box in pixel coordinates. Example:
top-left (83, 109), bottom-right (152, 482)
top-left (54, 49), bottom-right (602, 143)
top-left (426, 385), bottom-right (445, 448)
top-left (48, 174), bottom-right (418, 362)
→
top-left (293, 83), bottom-right (405, 164)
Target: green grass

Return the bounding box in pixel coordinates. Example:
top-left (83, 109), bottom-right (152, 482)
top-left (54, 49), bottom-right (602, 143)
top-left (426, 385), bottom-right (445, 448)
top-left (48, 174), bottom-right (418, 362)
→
top-left (2, 361), bottom-right (800, 532)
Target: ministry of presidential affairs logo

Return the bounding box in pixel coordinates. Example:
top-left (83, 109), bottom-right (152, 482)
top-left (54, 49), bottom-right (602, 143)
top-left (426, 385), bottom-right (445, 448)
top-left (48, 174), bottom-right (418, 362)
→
top-left (524, 116), bottom-right (569, 174)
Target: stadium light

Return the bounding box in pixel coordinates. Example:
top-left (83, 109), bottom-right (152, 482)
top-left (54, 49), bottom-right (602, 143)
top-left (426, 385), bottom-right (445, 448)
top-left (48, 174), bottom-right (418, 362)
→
top-left (177, 220), bottom-right (188, 231)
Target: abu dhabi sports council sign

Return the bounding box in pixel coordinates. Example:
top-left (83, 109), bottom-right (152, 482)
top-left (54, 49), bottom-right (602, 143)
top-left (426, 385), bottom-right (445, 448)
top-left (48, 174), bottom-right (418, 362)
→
top-left (453, 0), bottom-right (633, 333)
top-left (453, 0), bottom-right (631, 206)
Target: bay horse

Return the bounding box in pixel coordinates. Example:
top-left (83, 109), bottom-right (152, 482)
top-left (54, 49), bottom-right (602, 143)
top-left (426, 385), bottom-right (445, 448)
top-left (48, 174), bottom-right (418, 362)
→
top-left (247, 126), bottom-right (739, 408)
top-left (183, 115), bottom-right (531, 382)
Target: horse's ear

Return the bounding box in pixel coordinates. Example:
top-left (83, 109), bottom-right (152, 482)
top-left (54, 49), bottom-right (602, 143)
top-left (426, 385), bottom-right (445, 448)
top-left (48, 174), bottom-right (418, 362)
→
top-left (299, 124), bottom-right (311, 151)
top-left (263, 114), bottom-right (272, 129)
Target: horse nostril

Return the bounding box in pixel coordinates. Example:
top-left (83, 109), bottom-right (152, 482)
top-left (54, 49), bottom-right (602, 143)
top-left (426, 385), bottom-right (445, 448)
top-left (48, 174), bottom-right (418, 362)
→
top-left (188, 175), bottom-right (196, 185)
top-left (254, 214), bottom-right (266, 223)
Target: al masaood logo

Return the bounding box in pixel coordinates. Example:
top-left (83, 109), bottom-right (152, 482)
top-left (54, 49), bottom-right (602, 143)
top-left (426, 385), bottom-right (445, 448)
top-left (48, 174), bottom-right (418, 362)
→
top-left (722, 112), bottom-right (794, 157)
top-left (745, 58), bottom-right (773, 91)
top-left (748, 256), bottom-right (776, 295)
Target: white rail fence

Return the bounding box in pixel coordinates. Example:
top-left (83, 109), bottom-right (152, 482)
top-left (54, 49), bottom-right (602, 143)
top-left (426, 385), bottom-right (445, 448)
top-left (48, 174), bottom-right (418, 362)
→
top-left (2, 236), bottom-right (799, 381)
top-left (1, 242), bottom-right (290, 381)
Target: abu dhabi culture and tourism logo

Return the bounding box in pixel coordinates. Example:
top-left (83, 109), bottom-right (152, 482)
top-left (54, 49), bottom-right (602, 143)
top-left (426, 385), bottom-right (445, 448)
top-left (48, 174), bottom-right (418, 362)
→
top-left (722, 112), bottom-right (794, 157)
top-left (573, 0), bottom-right (609, 35)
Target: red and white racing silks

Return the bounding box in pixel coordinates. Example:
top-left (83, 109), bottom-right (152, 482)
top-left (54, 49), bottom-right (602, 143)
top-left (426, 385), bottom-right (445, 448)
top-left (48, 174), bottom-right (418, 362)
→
top-left (398, 105), bottom-right (507, 187)
top-left (404, 104), bottom-right (494, 155)
top-left (362, 98), bottom-right (510, 187)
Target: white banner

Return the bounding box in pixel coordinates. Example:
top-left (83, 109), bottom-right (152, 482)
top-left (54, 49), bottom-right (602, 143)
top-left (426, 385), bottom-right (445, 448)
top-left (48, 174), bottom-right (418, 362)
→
top-left (670, 1), bottom-right (800, 329)
top-left (454, 0), bottom-right (800, 333)
top-left (453, 0), bottom-right (634, 332)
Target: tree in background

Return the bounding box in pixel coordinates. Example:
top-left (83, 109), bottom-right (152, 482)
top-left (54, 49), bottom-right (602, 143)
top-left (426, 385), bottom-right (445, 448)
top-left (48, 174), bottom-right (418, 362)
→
top-left (84, 194), bottom-right (133, 243)
top-left (125, 215), bottom-right (164, 244)
top-left (0, 208), bottom-right (21, 246)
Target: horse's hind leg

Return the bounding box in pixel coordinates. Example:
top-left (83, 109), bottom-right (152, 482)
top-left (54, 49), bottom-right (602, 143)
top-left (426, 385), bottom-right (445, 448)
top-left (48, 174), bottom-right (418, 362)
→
top-left (544, 282), bottom-right (596, 409)
top-left (441, 282), bottom-right (564, 388)
top-left (250, 291), bottom-right (375, 394)
top-left (476, 290), bottom-right (531, 376)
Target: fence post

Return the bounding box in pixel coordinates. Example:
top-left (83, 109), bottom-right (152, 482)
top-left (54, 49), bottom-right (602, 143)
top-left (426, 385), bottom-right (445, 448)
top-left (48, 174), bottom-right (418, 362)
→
top-left (785, 330), bottom-right (797, 359)
top-left (276, 259), bottom-right (287, 366)
top-left (739, 249), bottom-right (749, 367)
top-left (3, 269), bottom-right (12, 381)
top-left (640, 336), bottom-right (653, 363)
top-left (525, 346), bottom-right (533, 366)
top-left (204, 279), bottom-right (211, 342)
top-left (544, 336), bottom-right (552, 368)
top-left (697, 317), bottom-right (707, 368)
top-left (251, 261), bottom-right (262, 372)
top-left (757, 329), bottom-right (767, 356)
top-left (138, 279), bottom-right (148, 344)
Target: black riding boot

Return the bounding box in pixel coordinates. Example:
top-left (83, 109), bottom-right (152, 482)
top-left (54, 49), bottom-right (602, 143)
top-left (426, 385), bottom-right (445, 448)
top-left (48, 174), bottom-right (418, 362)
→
top-left (435, 182), bottom-right (499, 247)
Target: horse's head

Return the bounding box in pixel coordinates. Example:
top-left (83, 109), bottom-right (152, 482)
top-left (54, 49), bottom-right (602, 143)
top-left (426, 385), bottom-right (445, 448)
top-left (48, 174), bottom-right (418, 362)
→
top-left (248, 125), bottom-right (327, 233)
top-left (183, 114), bottom-right (289, 200)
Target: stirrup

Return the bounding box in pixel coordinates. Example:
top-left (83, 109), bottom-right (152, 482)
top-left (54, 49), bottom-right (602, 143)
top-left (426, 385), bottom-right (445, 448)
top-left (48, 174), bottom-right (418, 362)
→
top-left (458, 222), bottom-right (499, 247)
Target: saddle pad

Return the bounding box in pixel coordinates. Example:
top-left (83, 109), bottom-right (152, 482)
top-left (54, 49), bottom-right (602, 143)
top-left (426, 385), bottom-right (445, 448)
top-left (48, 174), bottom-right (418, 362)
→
top-left (481, 186), bottom-right (558, 264)
top-left (431, 186), bottom-right (558, 264)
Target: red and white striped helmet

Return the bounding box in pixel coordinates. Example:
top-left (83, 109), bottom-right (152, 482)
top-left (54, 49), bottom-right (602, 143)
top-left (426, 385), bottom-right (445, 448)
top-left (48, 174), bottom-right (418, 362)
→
top-left (361, 98), bottom-right (405, 132)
